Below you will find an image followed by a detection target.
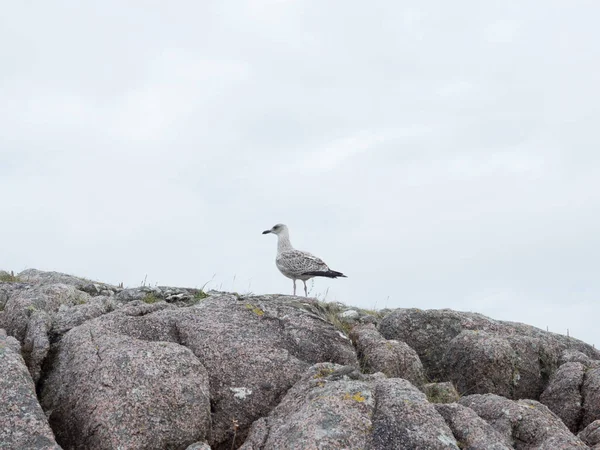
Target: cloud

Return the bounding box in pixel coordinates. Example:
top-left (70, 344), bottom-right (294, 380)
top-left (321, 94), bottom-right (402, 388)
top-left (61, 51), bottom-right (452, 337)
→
top-left (1, 1), bottom-right (600, 348)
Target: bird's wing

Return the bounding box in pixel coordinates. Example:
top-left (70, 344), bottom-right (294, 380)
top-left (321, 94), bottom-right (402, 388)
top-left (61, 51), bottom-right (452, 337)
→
top-left (276, 250), bottom-right (329, 276)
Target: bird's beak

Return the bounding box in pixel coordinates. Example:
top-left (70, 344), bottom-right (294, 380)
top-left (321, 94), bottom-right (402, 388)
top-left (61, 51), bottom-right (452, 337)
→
top-left (262, 230), bottom-right (271, 235)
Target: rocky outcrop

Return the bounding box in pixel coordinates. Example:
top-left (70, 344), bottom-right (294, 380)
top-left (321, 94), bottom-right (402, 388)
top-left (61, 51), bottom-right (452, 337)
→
top-left (241, 363), bottom-right (459, 450)
top-left (350, 323), bottom-right (425, 386)
top-left (379, 308), bottom-right (600, 400)
top-left (459, 393), bottom-right (587, 449)
top-left (582, 362), bottom-right (600, 431)
top-left (2, 269), bottom-right (599, 449)
top-left (17, 269), bottom-right (119, 296)
top-left (540, 361), bottom-right (586, 432)
top-left (41, 322), bottom-right (211, 450)
top-left (435, 403), bottom-right (512, 450)
top-left (22, 276), bottom-right (356, 450)
top-left (539, 349), bottom-right (600, 433)
top-left (370, 377), bottom-right (458, 449)
top-left (579, 420), bottom-right (600, 449)
top-left (0, 329), bottom-right (61, 449)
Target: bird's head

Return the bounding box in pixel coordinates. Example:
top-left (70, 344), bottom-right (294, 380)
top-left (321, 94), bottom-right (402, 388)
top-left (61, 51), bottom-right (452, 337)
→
top-left (262, 223), bottom-right (288, 236)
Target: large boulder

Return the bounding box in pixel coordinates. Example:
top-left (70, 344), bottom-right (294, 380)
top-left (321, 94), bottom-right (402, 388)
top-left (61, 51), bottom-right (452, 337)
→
top-left (0, 329), bottom-right (61, 449)
top-left (241, 363), bottom-right (459, 450)
top-left (539, 361), bottom-right (586, 432)
top-left (459, 393), bottom-right (587, 449)
top-left (539, 349), bottom-right (600, 433)
top-left (370, 377), bottom-right (459, 449)
top-left (582, 362), bottom-right (600, 430)
top-left (41, 294), bottom-right (358, 450)
top-left (435, 403), bottom-right (512, 450)
top-left (3, 284), bottom-right (91, 343)
top-left (2, 283), bottom-right (92, 383)
top-left (379, 308), bottom-right (600, 399)
top-left (51, 295), bottom-right (117, 338)
top-left (579, 420), bottom-right (600, 449)
top-left (349, 323), bottom-right (425, 387)
top-left (17, 269), bottom-right (118, 296)
top-left (41, 323), bottom-right (211, 450)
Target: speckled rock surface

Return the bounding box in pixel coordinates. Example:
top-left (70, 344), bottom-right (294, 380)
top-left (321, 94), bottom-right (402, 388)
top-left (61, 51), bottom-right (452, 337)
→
top-left (435, 403), bottom-right (512, 450)
top-left (41, 323), bottom-right (211, 450)
top-left (51, 295), bottom-right (117, 338)
top-left (17, 269), bottom-right (119, 295)
top-left (443, 330), bottom-right (551, 399)
top-left (2, 283), bottom-right (92, 385)
top-left (540, 361), bottom-right (586, 432)
top-left (3, 283), bottom-right (91, 343)
top-left (350, 323), bottom-right (425, 386)
top-left (2, 270), bottom-right (598, 450)
top-left (379, 308), bottom-right (600, 399)
top-left (40, 294), bottom-right (357, 450)
top-left (185, 443), bottom-right (212, 450)
top-left (579, 420), bottom-right (600, 449)
top-left (0, 329), bottom-right (61, 449)
top-left (240, 363), bottom-right (377, 450)
top-left (582, 362), bottom-right (600, 430)
top-left (241, 363), bottom-right (459, 450)
top-left (459, 393), bottom-right (587, 449)
top-left (538, 349), bottom-right (600, 434)
top-left (370, 377), bottom-right (459, 449)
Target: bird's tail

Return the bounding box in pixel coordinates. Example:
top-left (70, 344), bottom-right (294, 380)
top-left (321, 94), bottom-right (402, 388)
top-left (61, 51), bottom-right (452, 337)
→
top-left (303, 270), bottom-right (347, 279)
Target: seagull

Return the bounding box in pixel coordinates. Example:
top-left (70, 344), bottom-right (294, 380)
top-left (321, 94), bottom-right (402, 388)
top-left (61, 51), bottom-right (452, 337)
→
top-left (262, 223), bottom-right (347, 296)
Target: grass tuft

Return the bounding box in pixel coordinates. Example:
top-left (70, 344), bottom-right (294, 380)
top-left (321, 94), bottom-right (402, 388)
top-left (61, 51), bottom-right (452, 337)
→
top-left (0, 271), bottom-right (20, 283)
top-left (142, 293), bottom-right (160, 304)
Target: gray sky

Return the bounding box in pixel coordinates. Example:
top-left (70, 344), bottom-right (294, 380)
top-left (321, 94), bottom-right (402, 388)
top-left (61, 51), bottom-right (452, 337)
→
top-left (2, 1), bottom-right (599, 347)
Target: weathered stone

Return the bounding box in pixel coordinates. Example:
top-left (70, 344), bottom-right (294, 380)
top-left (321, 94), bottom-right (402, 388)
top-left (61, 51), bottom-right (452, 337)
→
top-left (22, 310), bottom-right (53, 383)
top-left (371, 378), bottom-right (459, 449)
top-left (42, 323), bottom-right (211, 450)
top-left (339, 309), bottom-right (359, 320)
top-left (242, 364), bottom-right (458, 450)
top-left (3, 269), bottom-right (599, 450)
top-left (582, 362), bottom-right (600, 430)
top-left (3, 283), bottom-right (91, 343)
top-left (185, 443), bottom-right (212, 450)
top-left (41, 294), bottom-right (357, 450)
top-left (115, 285), bottom-right (206, 306)
top-left (443, 330), bottom-right (517, 398)
top-left (379, 308), bottom-right (600, 399)
top-left (350, 323), bottom-right (425, 386)
top-left (579, 420), bottom-right (600, 449)
top-left (240, 363), bottom-right (376, 450)
top-left (540, 361), bottom-right (586, 433)
top-left (0, 329), bottom-right (61, 449)
top-left (17, 269), bottom-right (118, 294)
top-left (560, 349), bottom-right (593, 366)
top-left (435, 403), bottom-right (512, 450)
top-left (424, 382), bottom-right (460, 404)
top-left (460, 393), bottom-right (587, 449)
top-left (0, 281), bottom-right (30, 310)
top-left (51, 295), bottom-right (117, 338)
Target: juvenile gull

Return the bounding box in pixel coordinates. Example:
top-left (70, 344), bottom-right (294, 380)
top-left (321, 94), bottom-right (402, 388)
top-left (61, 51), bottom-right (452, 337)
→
top-left (262, 223), bottom-right (347, 296)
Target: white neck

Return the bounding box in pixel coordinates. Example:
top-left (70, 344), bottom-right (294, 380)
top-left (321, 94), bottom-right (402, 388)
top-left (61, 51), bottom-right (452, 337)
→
top-left (276, 229), bottom-right (294, 253)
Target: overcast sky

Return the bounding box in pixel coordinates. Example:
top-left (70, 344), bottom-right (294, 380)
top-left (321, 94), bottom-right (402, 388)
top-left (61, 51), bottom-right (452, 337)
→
top-left (1, 1), bottom-right (599, 346)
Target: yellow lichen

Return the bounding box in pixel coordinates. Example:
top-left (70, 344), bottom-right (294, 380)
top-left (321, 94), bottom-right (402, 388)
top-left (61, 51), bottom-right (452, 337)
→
top-left (313, 367), bottom-right (335, 379)
top-left (245, 303), bottom-right (264, 316)
top-left (343, 392), bottom-right (366, 402)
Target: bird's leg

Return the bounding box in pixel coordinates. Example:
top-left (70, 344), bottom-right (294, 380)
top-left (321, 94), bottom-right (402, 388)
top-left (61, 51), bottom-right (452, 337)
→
top-left (303, 280), bottom-right (308, 297)
top-left (293, 279), bottom-right (296, 296)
